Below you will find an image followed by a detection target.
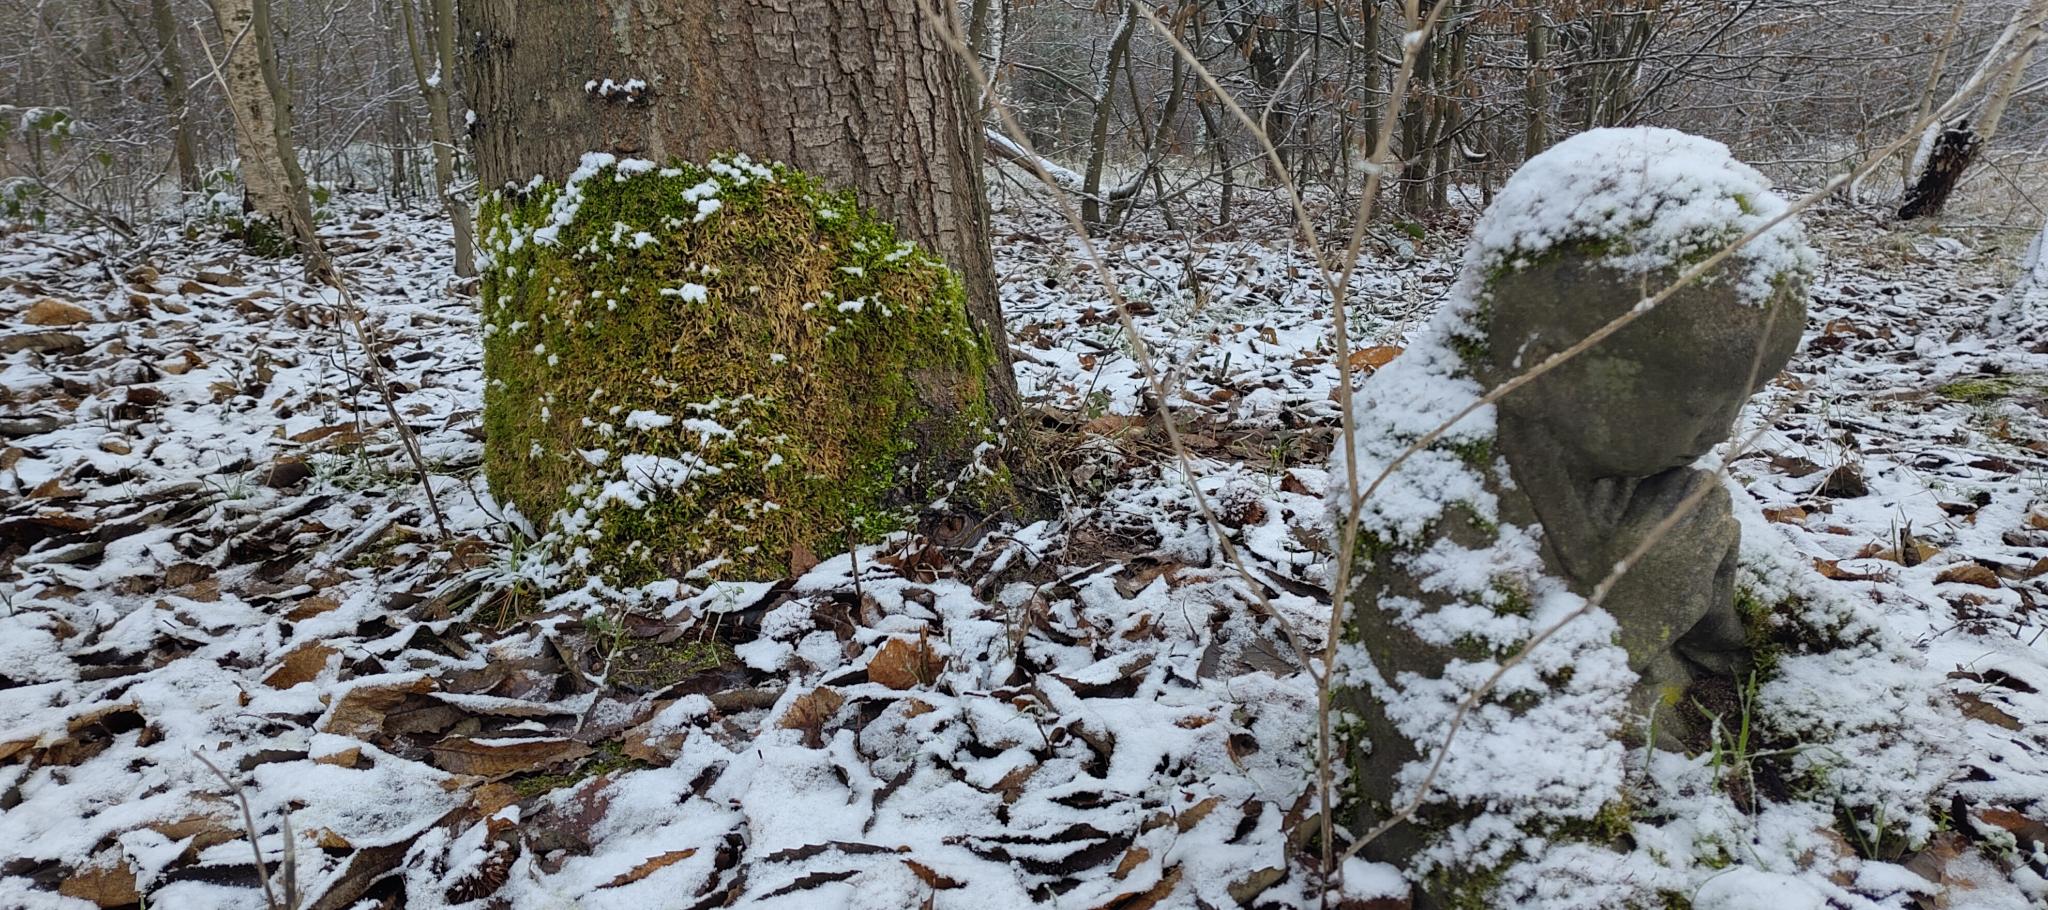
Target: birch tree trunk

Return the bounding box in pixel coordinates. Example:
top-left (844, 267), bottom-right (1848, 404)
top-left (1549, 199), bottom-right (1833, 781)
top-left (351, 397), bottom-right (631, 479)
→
top-left (208, 0), bottom-right (321, 261)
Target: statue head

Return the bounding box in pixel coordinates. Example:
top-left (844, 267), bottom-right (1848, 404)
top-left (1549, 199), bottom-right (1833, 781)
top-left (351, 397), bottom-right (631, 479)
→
top-left (1481, 255), bottom-right (1806, 479)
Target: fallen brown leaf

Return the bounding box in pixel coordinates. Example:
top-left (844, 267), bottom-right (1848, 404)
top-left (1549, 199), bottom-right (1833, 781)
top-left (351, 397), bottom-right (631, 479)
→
top-left (286, 594), bottom-right (342, 621)
top-left (23, 298), bottom-right (92, 326)
top-left (600, 849), bottom-right (699, 888)
top-left (474, 782), bottom-right (522, 816)
top-left (1935, 564), bottom-right (2001, 589)
top-left (1762, 506), bottom-right (1807, 524)
top-left (1113, 845), bottom-right (1152, 879)
top-left (57, 852), bottom-right (137, 907)
top-left (428, 735), bottom-right (592, 777)
top-left (868, 634), bottom-right (942, 690)
top-left (904, 858), bottom-right (965, 889)
top-left (1347, 345), bottom-right (1403, 372)
top-left (778, 687), bottom-right (846, 746)
top-left (319, 676), bottom-right (436, 738)
top-left (1955, 692), bottom-right (2022, 731)
top-left (1092, 864), bottom-right (1181, 910)
top-left (263, 642), bottom-right (338, 689)
top-left (1813, 558), bottom-right (1886, 582)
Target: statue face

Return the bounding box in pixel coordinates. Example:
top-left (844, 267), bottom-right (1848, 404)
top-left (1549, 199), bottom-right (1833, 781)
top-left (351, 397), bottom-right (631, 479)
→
top-left (1485, 258), bottom-right (1805, 479)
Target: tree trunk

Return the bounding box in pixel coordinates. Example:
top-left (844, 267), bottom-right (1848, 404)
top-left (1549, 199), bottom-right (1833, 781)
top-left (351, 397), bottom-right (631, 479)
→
top-left (1903, 1), bottom-right (1969, 187)
top-left (148, 0), bottom-right (200, 192)
top-left (1523, 14), bottom-right (1550, 161)
top-left (1081, 5), bottom-right (1137, 228)
top-left (1897, 124), bottom-right (1981, 221)
top-left (458, 0), bottom-right (1017, 418)
top-left (208, 0), bottom-right (322, 261)
top-left (402, 0), bottom-right (477, 276)
top-left (1399, 27), bottom-right (1434, 215)
top-left (1199, 97), bottom-right (1234, 227)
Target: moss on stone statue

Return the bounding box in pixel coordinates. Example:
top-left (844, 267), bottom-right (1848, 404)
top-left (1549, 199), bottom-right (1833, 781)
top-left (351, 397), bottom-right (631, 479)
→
top-left (479, 155), bottom-right (997, 587)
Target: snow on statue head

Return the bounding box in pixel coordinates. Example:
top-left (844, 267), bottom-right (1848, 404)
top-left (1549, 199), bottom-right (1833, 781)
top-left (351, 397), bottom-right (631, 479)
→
top-left (1330, 127), bottom-right (1813, 908)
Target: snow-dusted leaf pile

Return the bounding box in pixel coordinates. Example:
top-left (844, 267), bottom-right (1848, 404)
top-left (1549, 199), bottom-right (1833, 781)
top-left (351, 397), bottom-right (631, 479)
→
top-left (0, 194), bottom-right (2045, 909)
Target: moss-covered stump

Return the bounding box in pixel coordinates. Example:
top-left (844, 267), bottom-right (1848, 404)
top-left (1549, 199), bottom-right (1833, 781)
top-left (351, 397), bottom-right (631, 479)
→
top-left (479, 153), bottom-right (997, 590)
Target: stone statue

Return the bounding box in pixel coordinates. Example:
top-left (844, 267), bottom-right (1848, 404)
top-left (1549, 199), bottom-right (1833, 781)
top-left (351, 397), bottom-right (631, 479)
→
top-left (1331, 127), bottom-right (1813, 908)
top-left (1482, 253), bottom-right (1805, 732)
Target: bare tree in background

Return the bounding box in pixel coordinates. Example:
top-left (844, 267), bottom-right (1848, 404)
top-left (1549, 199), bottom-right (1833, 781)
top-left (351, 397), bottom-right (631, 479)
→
top-left (398, 0), bottom-right (473, 276)
top-left (1, 0), bottom-right (2046, 239)
top-left (207, 0), bottom-right (321, 259)
top-left (1902, 0), bottom-right (2048, 220)
top-left (146, 0), bottom-right (200, 192)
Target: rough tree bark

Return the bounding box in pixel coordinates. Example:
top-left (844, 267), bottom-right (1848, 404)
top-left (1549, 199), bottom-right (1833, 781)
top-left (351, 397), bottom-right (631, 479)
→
top-left (1399, 26), bottom-right (1435, 215)
top-left (457, 0), bottom-right (1018, 418)
top-left (207, 0), bottom-right (322, 260)
top-left (1897, 124), bottom-right (1981, 221)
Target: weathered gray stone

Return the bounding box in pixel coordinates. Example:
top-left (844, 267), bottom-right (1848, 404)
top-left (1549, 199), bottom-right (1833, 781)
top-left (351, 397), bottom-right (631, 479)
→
top-left (1330, 127), bottom-right (1814, 909)
top-left (1480, 255), bottom-right (1805, 733)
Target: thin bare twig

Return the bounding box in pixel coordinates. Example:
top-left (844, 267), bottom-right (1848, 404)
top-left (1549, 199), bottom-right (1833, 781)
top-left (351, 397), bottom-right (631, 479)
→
top-left (194, 749), bottom-right (289, 909)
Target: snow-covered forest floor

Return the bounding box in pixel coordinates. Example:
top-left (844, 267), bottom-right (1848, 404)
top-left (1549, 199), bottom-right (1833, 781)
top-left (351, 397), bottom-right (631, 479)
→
top-left (2, 193), bottom-right (2046, 909)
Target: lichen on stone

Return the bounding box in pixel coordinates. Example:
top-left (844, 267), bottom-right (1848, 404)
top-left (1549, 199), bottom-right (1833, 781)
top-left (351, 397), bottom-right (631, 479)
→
top-left (479, 153), bottom-right (997, 606)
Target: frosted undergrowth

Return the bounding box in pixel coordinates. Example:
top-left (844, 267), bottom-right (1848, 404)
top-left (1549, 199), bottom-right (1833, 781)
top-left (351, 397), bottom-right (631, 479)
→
top-left (2, 147), bottom-right (2046, 909)
top-left (1989, 216), bottom-right (2048, 334)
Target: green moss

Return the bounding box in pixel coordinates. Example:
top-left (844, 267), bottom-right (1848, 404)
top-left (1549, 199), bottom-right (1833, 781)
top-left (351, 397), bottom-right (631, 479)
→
top-left (1558, 798), bottom-right (1634, 844)
top-left (1427, 860), bottom-right (1508, 910)
top-left (233, 214), bottom-right (293, 258)
top-left (1414, 798), bottom-right (1638, 909)
top-left (510, 740), bottom-right (646, 798)
top-left (1351, 528), bottom-right (1395, 567)
top-left (1937, 374), bottom-right (2044, 404)
top-left (1478, 225), bottom-right (1765, 301)
top-left (480, 157), bottom-right (997, 586)
top-left (1448, 436), bottom-right (1494, 469)
top-left (1449, 324), bottom-right (1491, 370)
top-left (610, 637), bottom-right (735, 690)
top-left (1490, 577), bottom-right (1533, 618)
